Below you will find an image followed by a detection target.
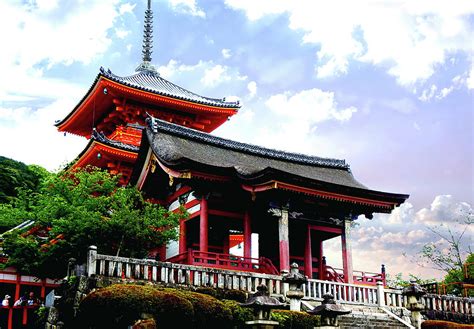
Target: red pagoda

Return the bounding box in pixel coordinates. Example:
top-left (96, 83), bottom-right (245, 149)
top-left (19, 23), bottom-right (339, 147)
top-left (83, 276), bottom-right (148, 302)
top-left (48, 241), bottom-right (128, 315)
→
top-left (55, 0), bottom-right (239, 185)
top-left (57, 1), bottom-right (408, 285)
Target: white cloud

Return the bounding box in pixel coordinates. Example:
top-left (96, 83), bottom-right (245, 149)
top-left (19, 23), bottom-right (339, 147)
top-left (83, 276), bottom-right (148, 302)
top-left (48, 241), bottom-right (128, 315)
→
top-left (419, 85), bottom-right (438, 102)
top-left (467, 65), bottom-right (474, 89)
top-left (247, 81), bottom-right (257, 98)
top-left (222, 48), bottom-right (232, 59)
top-left (115, 28), bottom-right (131, 39)
top-left (169, 0), bottom-right (206, 18)
top-left (414, 195), bottom-right (473, 225)
top-left (0, 1), bottom-right (122, 103)
top-left (225, 0), bottom-right (474, 87)
top-left (266, 88), bottom-right (357, 124)
top-left (0, 100), bottom-right (87, 171)
top-left (201, 65), bottom-right (231, 87)
top-left (119, 3), bottom-right (136, 15)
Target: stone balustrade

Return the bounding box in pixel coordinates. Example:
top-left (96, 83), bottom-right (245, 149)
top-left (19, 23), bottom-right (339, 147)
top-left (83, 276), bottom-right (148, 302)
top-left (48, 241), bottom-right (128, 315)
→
top-left (86, 246), bottom-right (473, 319)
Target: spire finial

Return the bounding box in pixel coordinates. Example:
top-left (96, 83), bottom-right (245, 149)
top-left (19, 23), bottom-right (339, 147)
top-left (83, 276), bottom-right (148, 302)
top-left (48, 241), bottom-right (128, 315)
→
top-left (136, 0), bottom-right (158, 73)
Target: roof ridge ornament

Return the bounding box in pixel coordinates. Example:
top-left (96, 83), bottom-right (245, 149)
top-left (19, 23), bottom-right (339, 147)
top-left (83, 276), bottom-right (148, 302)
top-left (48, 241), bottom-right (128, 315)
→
top-left (136, 0), bottom-right (158, 74)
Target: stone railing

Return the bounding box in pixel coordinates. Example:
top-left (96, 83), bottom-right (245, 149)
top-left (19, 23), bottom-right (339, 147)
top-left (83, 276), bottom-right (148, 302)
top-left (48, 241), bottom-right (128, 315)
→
top-left (304, 279), bottom-right (381, 305)
top-left (421, 294), bottom-right (473, 314)
top-left (86, 246), bottom-right (474, 318)
top-left (86, 246), bottom-right (285, 296)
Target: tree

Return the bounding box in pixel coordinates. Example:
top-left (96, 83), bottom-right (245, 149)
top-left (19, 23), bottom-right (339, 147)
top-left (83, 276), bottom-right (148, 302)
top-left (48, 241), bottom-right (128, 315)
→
top-left (0, 156), bottom-right (46, 204)
top-left (0, 167), bottom-right (184, 278)
top-left (417, 212), bottom-right (473, 295)
top-left (419, 213), bottom-right (472, 273)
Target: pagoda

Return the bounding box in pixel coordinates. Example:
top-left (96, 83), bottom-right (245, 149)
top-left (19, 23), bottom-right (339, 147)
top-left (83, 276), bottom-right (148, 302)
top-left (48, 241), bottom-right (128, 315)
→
top-left (56, 0), bottom-right (239, 184)
top-left (57, 1), bottom-right (409, 284)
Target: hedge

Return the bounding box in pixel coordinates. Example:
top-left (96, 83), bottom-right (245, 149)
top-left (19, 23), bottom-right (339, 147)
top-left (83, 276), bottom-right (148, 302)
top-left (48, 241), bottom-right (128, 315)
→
top-left (159, 288), bottom-right (233, 329)
top-left (78, 284), bottom-right (194, 328)
top-left (271, 310), bottom-right (320, 329)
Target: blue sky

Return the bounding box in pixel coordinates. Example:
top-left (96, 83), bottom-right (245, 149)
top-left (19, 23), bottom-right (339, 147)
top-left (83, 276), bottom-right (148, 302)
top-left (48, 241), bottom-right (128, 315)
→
top-left (0, 0), bottom-right (472, 279)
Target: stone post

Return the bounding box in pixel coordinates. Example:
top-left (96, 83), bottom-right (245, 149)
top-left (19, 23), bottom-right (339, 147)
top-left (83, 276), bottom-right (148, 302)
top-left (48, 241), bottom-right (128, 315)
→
top-left (402, 280), bottom-right (426, 329)
top-left (283, 263), bottom-right (308, 312)
top-left (87, 245), bottom-right (97, 277)
top-left (376, 281), bottom-right (385, 306)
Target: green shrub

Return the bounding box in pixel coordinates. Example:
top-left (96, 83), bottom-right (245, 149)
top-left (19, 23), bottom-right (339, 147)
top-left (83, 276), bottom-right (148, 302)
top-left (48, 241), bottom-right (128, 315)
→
top-left (222, 299), bottom-right (254, 328)
top-left (271, 310), bottom-right (320, 329)
top-left (78, 284), bottom-right (194, 328)
top-left (161, 288), bottom-right (233, 329)
top-left (194, 286), bottom-right (247, 302)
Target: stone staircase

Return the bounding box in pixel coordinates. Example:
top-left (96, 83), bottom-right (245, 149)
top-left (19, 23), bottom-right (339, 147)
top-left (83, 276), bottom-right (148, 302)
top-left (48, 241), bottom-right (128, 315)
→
top-left (302, 301), bottom-right (414, 329)
top-left (339, 305), bottom-right (412, 328)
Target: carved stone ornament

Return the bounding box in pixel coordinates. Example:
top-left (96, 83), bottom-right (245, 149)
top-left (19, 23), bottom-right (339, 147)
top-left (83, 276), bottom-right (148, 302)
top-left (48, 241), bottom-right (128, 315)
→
top-left (267, 208), bottom-right (282, 217)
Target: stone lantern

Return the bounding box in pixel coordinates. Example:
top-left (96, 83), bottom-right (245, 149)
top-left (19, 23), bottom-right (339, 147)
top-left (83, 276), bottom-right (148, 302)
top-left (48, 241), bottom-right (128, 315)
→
top-left (307, 294), bottom-right (351, 328)
top-left (241, 284), bottom-right (286, 329)
top-left (282, 262), bottom-right (308, 311)
top-left (402, 280), bottom-right (426, 329)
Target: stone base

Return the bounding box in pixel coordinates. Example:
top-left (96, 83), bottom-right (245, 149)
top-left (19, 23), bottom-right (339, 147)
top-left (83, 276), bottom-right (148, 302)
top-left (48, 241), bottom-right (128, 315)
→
top-left (245, 319), bottom-right (279, 329)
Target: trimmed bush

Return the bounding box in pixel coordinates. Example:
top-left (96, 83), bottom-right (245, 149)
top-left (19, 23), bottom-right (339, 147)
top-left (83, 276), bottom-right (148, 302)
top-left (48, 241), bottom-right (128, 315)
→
top-left (194, 286), bottom-right (247, 302)
top-left (271, 310), bottom-right (320, 329)
top-left (222, 299), bottom-right (254, 328)
top-left (161, 288), bottom-right (233, 329)
top-left (78, 284), bottom-right (194, 328)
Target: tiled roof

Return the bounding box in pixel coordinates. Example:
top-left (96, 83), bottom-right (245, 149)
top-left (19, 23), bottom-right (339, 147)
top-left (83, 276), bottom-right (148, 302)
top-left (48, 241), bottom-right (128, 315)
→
top-left (145, 117), bottom-right (370, 190)
top-left (92, 129), bottom-right (140, 152)
top-left (148, 116), bottom-right (349, 169)
top-left (100, 67), bottom-right (240, 109)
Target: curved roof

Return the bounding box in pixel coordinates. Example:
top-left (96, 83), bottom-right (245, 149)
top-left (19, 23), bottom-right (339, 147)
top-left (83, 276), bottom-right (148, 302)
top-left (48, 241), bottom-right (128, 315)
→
top-left (100, 67), bottom-right (240, 109)
top-left (145, 117), bottom-right (367, 189)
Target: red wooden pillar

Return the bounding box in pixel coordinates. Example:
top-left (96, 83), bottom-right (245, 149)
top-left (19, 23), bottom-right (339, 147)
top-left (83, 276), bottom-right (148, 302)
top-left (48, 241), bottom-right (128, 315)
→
top-left (14, 274), bottom-right (20, 301)
top-left (243, 210), bottom-right (252, 259)
top-left (341, 219), bottom-right (354, 284)
top-left (199, 197), bottom-right (208, 252)
top-left (304, 224), bottom-right (312, 278)
top-left (41, 279), bottom-right (46, 299)
top-left (8, 308), bottom-right (13, 329)
top-left (319, 241), bottom-right (324, 280)
top-left (278, 208), bottom-right (290, 273)
top-left (179, 219), bottom-right (187, 254)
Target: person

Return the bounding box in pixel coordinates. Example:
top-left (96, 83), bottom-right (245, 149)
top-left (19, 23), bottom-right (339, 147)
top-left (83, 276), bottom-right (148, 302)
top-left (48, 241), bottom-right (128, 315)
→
top-left (27, 292), bottom-right (40, 306)
top-left (1, 295), bottom-right (10, 307)
top-left (14, 294), bottom-right (27, 306)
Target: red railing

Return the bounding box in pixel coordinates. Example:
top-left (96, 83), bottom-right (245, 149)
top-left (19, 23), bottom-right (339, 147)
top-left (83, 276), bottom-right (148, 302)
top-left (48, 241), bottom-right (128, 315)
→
top-left (0, 306), bottom-right (39, 329)
top-left (323, 266), bottom-right (385, 286)
top-left (166, 249), bottom-right (279, 275)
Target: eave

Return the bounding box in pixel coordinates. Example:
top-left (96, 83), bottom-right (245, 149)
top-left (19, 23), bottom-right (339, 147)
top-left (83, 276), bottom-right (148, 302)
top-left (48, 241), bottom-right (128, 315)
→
top-left (56, 74), bottom-right (239, 137)
top-left (72, 139), bottom-right (138, 170)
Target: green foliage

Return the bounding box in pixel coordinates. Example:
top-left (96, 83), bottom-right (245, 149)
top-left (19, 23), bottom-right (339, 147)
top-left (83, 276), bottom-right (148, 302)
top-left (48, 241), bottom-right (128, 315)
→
top-left (79, 284), bottom-right (194, 328)
top-left (194, 286), bottom-right (248, 302)
top-left (79, 285), bottom-right (243, 329)
top-left (221, 299), bottom-right (254, 327)
top-left (35, 306), bottom-right (50, 329)
top-left (443, 253), bottom-right (474, 296)
top-left (271, 310), bottom-right (320, 329)
top-left (0, 167), bottom-right (183, 278)
top-left (0, 156), bottom-right (47, 204)
top-left (160, 288), bottom-right (233, 329)
top-left (386, 273), bottom-right (436, 289)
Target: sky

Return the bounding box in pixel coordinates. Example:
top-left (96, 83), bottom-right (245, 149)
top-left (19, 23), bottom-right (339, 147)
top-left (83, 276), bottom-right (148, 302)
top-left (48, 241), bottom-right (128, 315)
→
top-left (0, 0), bottom-right (472, 280)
